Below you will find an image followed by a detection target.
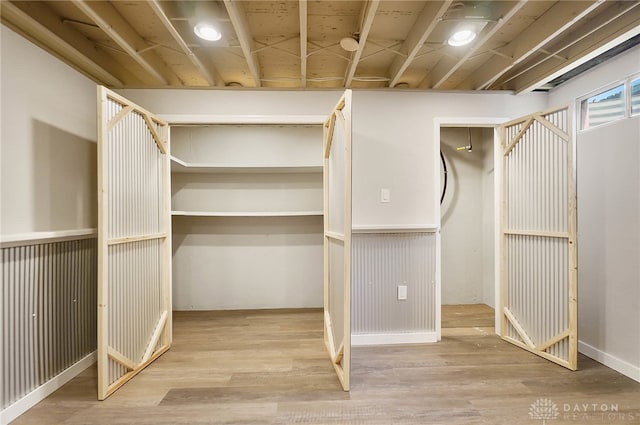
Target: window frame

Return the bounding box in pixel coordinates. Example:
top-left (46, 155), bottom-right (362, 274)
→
top-left (578, 73), bottom-right (640, 132)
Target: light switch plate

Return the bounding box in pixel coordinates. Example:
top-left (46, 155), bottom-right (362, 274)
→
top-left (381, 188), bottom-right (391, 203)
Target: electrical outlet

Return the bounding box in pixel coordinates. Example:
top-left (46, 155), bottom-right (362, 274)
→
top-left (397, 285), bottom-right (407, 300)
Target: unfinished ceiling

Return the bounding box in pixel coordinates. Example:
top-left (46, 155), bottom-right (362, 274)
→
top-left (2, 1), bottom-right (639, 92)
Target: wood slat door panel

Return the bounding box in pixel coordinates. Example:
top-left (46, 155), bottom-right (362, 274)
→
top-left (323, 90), bottom-right (352, 390)
top-left (500, 105), bottom-right (577, 370)
top-left (97, 87), bottom-right (172, 399)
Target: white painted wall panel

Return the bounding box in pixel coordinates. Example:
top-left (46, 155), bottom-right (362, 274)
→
top-left (549, 46), bottom-right (640, 380)
top-left (577, 116), bottom-right (640, 374)
top-left (117, 89), bottom-right (343, 117)
top-left (172, 216), bottom-right (323, 309)
top-left (0, 25), bottom-right (97, 235)
top-left (1, 25), bottom-right (98, 420)
top-left (440, 128), bottom-right (494, 305)
top-left (350, 90), bottom-right (546, 228)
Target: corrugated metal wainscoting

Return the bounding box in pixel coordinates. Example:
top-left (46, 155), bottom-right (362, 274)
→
top-left (352, 231), bottom-right (437, 344)
top-left (1, 237), bottom-right (97, 410)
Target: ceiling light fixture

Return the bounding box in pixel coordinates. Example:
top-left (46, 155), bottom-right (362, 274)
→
top-left (447, 28), bottom-right (477, 46)
top-left (340, 36), bottom-right (359, 52)
top-left (194, 22), bottom-right (222, 41)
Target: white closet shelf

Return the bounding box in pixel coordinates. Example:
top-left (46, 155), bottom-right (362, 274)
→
top-left (172, 210), bottom-right (324, 217)
top-left (171, 157), bottom-right (322, 174)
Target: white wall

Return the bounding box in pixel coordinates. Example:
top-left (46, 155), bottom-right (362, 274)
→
top-left (350, 90), bottom-right (546, 228)
top-left (116, 89), bottom-right (343, 310)
top-left (440, 127), bottom-right (494, 306)
top-left (549, 44), bottom-right (640, 382)
top-left (117, 89), bottom-right (343, 117)
top-left (0, 24), bottom-right (98, 424)
top-left (1, 25), bottom-right (97, 235)
top-left (577, 117), bottom-right (640, 381)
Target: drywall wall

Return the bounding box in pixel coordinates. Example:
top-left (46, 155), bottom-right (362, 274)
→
top-left (440, 127), bottom-right (494, 306)
top-left (350, 90), bottom-right (546, 228)
top-left (121, 88), bottom-right (545, 333)
top-left (0, 25), bottom-right (97, 235)
top-left (117, 89), bottom-right (343, 117)
top-left (577, 117), bottom-right (640, 381)
top-left (548, 44), bottom-right (640, 382)
top-left (0, 24), bottom-right (98, 424)
top-left (114, 90), bottom-right (342, 311)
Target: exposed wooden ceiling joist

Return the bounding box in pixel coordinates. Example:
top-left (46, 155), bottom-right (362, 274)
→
top-left (457, 1), bottom-right (606, 90)
top-left (71, 0), bottom-right (181, 86)
top-left (387, 0), bottom-right (453, 88)
top-left (503, 1), bottom-right (640, 93)
top-left (344, 0), bottom-right (380, 87)
top-left (147, 0), bottom-right (221, 87)
top-left (224, 0), bottom-right (261, 87)
top-left (1, 1), bottom-right (123, 87)
top-left (428, 0), bottom-right (528, 89)
top-left (4, 0), bottom-right (638, 93)
top-left (299, 0), bottom-right (308, 88)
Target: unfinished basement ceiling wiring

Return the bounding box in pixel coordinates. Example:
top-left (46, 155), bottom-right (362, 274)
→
top-left (1, 1), bottom-right (639, 91)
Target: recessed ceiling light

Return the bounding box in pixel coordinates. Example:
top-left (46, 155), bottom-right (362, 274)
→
top-left (194, 22), bottom-right (222, 41)
top-left (447, 29), bottom-right (476, 47)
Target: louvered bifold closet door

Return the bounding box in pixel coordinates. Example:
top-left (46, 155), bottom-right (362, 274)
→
top-left (323, 90), bottom-right (352, 391)
top-left (97, 87), bottom-right (172, 400)
top-left (500, 105), bottom-right (577, 370)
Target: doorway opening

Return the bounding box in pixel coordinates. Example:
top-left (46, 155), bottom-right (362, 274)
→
top-left (436, 120), bottom-right (503, 337)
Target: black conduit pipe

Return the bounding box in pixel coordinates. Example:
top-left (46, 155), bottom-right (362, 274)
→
top-left (440, 150), bottom-right (448, 204)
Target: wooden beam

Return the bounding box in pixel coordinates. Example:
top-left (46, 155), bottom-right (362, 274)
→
top-left (224, 0), bottom-right (262, 87)
top-left (503, 308), bottom-right (535, 349)
top-left (457, 1), bottom-right (604, 90)
top-left (344, 0), bottom-right (380, 87)
top-left (324, 112), bottom-right (336, 159)
top-left (142, 113), bottom-right (168, 155)
top-left (142, 311), bottom-right (169, 362)
top-left (299, 0), bottom-right (308, 87)
top-left (71, 0), bottom-right (180, 86)
top-left (503, 335), bottom-right (572, 369)
top-left (503, 229), bottom-right (569, 239)
top-left (103, 345), bottom-right (170, 400)
top-left (148, 0), bottom-right (221, 87)
top-left (388, 0), bottom-right (452, 88)
top-left (430, 1), bottom-right (527, 89)
top-left (107, 232), bottom-right (167, 246)
top-left (107, 347), bottom-right (136, 371)
top-left (107, 106), bottom-right (134, 132)
top-left (0, 1), bottom-right (123, 87)
top-left (535, 115), bottom-right (569, 141)
top-left (503, 117), bottom-right (533, 156)
top-left (507, 1), bottom-right (640, 93)
top-left (536, 329), bottom-right (570, 352)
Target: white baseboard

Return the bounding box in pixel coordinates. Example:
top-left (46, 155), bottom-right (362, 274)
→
top-left (579, 341), bottom-right (640, 383)
top-left (0, 351), bottom-right (96, 425)
top-left (352, 332), bottom-right (438, 346)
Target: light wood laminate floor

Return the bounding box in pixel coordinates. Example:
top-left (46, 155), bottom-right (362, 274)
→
top-left (12, 306), bottom-right (640, 424)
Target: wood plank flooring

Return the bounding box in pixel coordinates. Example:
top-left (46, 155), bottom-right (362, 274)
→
top-left (12, 306), bottom-right (640, 424)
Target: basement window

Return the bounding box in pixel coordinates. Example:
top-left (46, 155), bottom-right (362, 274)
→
top-left (580, 84), bottom-right (625, 130)
top-left (631, 77), bottom-right (640, 116)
